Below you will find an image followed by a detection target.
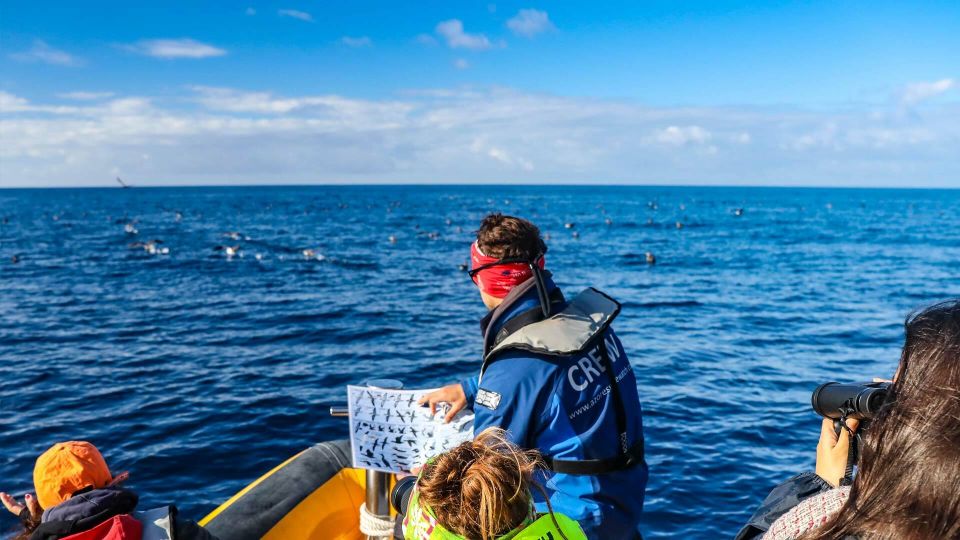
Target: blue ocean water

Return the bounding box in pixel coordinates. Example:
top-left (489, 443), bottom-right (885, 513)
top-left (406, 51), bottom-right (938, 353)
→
top-left (1, 185), bottom-right (958, 539)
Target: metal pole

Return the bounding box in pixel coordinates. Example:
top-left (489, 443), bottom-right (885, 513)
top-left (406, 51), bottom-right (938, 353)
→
top-left (364, 379), bottom-right (403, 540)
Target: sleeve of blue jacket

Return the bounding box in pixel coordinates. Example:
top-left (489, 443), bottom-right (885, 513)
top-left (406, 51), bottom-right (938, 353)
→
top-left (460, 375), bottom-right (479, 410)
top-left (467, 353), bottom-right (555, 448)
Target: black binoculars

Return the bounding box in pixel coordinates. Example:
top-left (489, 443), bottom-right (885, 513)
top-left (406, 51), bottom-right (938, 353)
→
top-left (811, 381), bottom-right (891, 420)
top-left (392, 475), bottom-right (417, 514)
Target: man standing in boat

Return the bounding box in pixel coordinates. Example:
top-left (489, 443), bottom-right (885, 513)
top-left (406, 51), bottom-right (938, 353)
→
top-left (420, 213), bottom-right (648, 539)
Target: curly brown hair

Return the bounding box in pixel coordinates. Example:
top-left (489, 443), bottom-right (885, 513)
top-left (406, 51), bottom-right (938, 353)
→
top-left (416, 428), bottom-right (565, 540)
top-left (476, 214), bottom-right (546, 261)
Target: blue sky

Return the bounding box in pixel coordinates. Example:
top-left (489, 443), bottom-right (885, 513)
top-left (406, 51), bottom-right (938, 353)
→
top-left (1, 1), bottom-right (958, 187)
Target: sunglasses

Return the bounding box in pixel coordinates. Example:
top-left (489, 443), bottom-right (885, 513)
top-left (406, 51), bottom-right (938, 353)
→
top-left (467, 255), bottom-right (544, 285)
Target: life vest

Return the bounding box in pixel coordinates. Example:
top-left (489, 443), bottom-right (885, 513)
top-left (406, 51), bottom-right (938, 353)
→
top-left (402, 486), bottom-right (587, 540)
top-left (37, 507), bottom-right (174, 540)
top-left (481, 287), bottom-right (645, 476)
top-left (60, 515), bottom-right (141, 540)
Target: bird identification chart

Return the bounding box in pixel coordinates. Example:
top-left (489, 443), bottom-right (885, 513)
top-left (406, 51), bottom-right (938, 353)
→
top-left (347, 385), bottom-right (474, 473)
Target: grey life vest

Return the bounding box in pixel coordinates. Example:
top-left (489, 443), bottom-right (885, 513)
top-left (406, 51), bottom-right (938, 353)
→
top-left (480, 287), bottom-right (644, 476)
top-left (480, 287), bottom-right (621, 376)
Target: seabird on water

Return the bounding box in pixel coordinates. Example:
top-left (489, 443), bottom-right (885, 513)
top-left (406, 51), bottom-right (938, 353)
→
top-left (129, 240), bottom-right (169, 255)
top-left (214, 245), bottom-right (241, 258)
top-left (302, 248), bottom-right (325, 261)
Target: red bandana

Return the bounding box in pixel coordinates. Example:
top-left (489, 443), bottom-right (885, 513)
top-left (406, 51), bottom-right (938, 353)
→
top-left (470, 242), bottom-right (545, 298)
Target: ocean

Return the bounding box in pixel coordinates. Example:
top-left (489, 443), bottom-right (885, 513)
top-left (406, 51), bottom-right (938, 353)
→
top-left (1, 185), bottom-right (958, 539)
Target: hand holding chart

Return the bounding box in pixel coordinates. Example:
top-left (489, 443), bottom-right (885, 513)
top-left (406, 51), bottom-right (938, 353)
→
top-left (347, 385), bottom-right (475, 474)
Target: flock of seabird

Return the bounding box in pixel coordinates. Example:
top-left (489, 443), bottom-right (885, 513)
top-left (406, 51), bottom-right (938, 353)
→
top-left (3, 201), bottom-right (749, 267)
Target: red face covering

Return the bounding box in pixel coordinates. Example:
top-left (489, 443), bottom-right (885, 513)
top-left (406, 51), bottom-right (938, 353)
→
top-left (470, 242), bottom-right (545, 298)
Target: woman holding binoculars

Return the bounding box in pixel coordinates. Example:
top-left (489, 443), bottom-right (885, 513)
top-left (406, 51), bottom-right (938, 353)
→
top-left (737, 299), bottom-right (960, 540)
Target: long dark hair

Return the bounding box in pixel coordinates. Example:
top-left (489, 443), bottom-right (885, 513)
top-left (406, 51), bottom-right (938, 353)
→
top-left (12, 517), bottom-right (39, 540)
top-left (802, 300), bottom-right (960, 539)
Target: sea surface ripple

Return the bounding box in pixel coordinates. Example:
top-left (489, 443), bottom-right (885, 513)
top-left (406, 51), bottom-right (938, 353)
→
top-left (1, 186), bottom-right (958, 539)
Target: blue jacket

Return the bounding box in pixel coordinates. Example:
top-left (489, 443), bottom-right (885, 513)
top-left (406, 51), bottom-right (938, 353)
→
top-left (461, 280), bottom-right (648, 539)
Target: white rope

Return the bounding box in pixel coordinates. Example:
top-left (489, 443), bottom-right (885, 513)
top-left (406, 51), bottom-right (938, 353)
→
top-left (359, 502), bottom-right (396, 538)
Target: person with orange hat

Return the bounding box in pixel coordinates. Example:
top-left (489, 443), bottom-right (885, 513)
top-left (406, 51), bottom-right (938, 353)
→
top-left (1, 441), bottom-right (218, 540)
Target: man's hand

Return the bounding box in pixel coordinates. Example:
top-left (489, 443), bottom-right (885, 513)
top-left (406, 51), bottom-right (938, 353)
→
top-left (1, 492), bottom-right (41, 523)
top-left (418, 383), bottom-right (467, 423)
top-left (815, 417), bottom-right (859, 487)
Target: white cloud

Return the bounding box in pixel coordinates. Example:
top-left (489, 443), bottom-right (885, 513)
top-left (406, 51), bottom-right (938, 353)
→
top-left (245, 7), bottom-right (256, 15)
top-left (58, 91), bottom-right (116, 101)
top-left (124, 39), bottom-right (226, 59)
top-left (492, 147), bottom-right (533, 170)
top-left (453, 58), bottom-right (469, 70)
top-left (278, 9), bottom-right (314, 22)
top-left (104, 98), bottom-right (153, 115)
top-left (436, 19), bottom-right (494, 50)
top-left (341, 36), bottom-right (373, 48)
top-left (0, 91), bottom-right (83, 114)
top-left (901, 78), bottom-right (955, 105)
top-left (0, 92), bottom-right (30, 112)
top-left (188, 86), bottom-right (412, 123)
top-left (506, 9), bottom-right (555, 38)
top-left (9, 40), bottom-right (81, 66)
top-left (2, 87), bottom-right (958, 187)
top-left (650, 125), bottom-right (712, 146)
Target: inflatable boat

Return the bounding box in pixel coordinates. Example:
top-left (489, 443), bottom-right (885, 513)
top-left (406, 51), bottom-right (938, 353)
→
top-left (200, 440), bottom-right (394, 539)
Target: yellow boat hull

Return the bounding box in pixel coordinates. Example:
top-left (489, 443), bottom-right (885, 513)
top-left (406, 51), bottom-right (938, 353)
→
top-left (201, 440), bottom-right (387, 539)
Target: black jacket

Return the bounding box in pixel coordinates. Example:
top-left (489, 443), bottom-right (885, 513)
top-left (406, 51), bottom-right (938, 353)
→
top-left (735, 472), bottom-right (833, 540)
top-left (30, 487), bottom-right (218, 540)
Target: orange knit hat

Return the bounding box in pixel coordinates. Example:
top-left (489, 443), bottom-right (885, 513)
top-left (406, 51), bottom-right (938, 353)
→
top-left (33, 441), bottom-right (114, 509)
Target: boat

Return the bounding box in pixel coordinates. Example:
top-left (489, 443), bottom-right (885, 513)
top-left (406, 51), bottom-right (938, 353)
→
top-left (200, 439), bottom-right (395, 539)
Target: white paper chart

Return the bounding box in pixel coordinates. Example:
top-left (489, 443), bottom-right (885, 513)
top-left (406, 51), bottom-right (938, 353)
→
top-left (347, 385), bottom-right (475, 474)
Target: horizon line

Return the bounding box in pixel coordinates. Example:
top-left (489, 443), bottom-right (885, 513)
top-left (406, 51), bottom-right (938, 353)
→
top-left (1, 181), bottom-right (958, 191)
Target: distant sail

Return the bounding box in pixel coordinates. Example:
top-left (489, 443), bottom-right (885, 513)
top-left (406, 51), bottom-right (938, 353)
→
top-left (116, 176), bottom-right (130, 188)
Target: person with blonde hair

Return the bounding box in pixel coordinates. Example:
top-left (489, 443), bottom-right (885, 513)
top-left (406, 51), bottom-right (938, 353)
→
top-left (397, 428), bottom-right (587, 540)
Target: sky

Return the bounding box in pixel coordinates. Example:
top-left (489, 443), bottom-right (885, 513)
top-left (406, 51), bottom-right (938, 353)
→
top-left (1, 0), bottom-right (958, 187)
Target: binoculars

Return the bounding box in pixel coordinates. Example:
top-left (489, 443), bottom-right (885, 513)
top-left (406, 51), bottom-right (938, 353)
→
top-left (811, 381), bottom-right (891, 420)
top-left (392, 475), bottom-right (417, 514)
